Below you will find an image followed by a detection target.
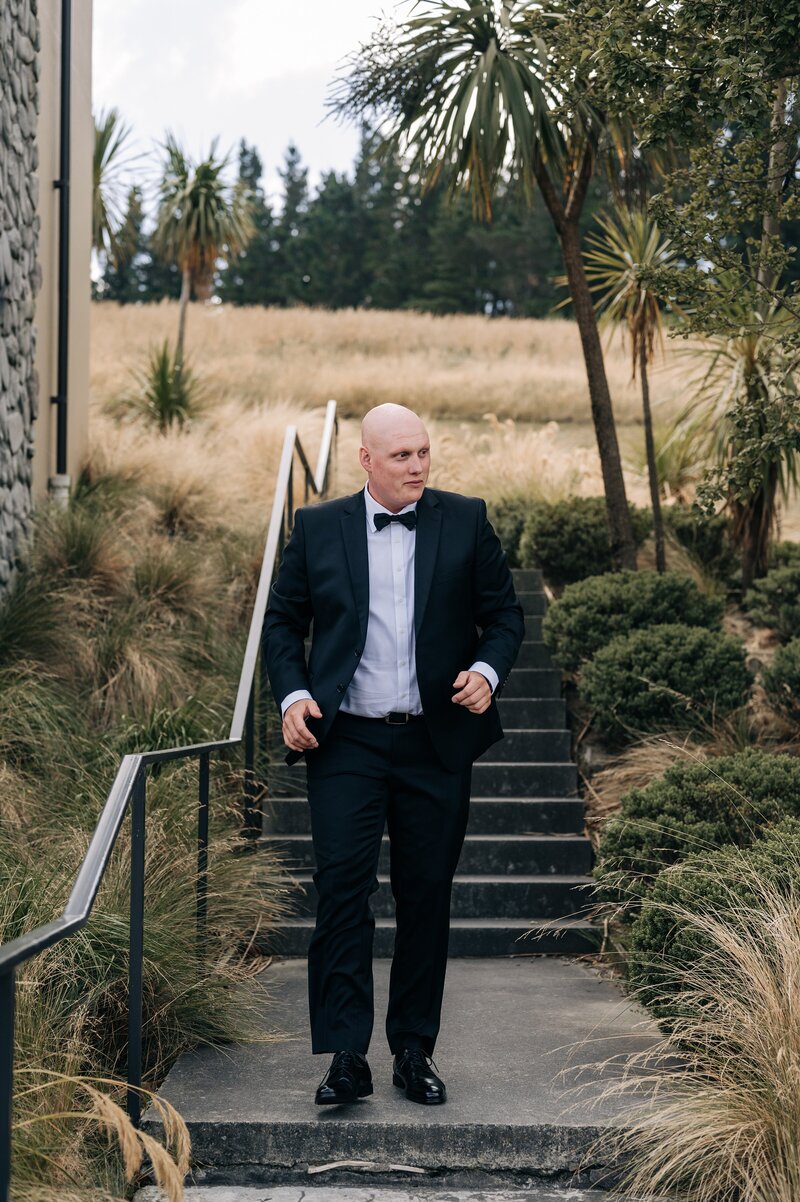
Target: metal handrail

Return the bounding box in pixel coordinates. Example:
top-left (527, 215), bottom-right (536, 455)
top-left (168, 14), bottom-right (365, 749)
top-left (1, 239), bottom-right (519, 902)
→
top-left (0, 399), bottom-right (338, 1200)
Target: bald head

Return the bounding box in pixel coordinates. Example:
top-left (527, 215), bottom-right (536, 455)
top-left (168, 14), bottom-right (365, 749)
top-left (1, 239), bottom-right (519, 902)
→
top-left (359, 403), bottom-right (431, 513)
top-left (361, 403), bottom-right (427, 452)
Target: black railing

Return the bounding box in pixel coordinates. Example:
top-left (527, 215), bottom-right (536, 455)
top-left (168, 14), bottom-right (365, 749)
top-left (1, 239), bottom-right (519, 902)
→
top-left (0, 400), bottom-right (338, 1201)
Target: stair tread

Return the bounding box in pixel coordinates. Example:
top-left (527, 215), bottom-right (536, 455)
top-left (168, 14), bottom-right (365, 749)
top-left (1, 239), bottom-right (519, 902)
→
top-left (261, 832), bottom-right (590, 843)
top-left (273, 915), bottom-right (596, 929)
top-left (289, 872), bottom-right (593, 884)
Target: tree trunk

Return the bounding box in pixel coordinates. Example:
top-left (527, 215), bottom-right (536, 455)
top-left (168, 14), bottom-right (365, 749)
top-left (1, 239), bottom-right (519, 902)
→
top-left (560, 219), bottom-right (638, 570)
top-left (756, 78), bottom-right (788, 299)
top-left (176, 264), bottom-right (192, 375)
top-left (640, 337), bottom-right (666, 572)
top-left (734, 466), bottom-right (779, 591)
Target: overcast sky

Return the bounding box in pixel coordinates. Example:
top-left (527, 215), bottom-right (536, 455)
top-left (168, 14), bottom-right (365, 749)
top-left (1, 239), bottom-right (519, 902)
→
top-left (93, 0), bottom-right (400, 213)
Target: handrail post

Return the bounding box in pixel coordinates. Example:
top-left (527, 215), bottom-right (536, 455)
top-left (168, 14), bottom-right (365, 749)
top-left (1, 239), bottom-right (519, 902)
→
top-left (243, 683), bottom-right (258, 839)
top-left (127, 768), bottom-right (146, 1126)
top-left (0, 968), bottom-right (14, 1202)
top-left (197, 753), bottom-right (210, 958)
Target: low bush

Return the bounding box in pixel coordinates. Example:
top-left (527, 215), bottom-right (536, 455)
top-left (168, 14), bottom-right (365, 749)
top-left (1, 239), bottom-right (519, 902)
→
top-left (743, 564), bottom-right (800, 642)
top-left (487, 493), bottom-right (530, 568)
top-left (542, 570), bottom-right (723, 673)
top-left (767, 538), bottom-right (800, 569)
top-left (661, 504), bottom-right (737, 580)
top-left (627, 818), bottom-right (800, 1022)
top-left (763, 638), bottom-right (800, 717)
top-left (579, 623), bottom-right (749, 742)
top-left (594, 828), bottom-right (800, 1202)
top-left (517, 496), bottom-right (652, 587)
top-left (593, 746), bottom-right (800, 913)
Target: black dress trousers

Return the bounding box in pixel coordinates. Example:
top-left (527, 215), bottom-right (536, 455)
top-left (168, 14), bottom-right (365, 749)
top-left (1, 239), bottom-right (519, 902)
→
top-left (304, 709), bottom-right (472, 1057)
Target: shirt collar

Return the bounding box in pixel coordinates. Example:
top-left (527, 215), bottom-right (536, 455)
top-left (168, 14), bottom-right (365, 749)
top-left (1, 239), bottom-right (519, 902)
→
top-left (363, 481), bottom-right (419, 534)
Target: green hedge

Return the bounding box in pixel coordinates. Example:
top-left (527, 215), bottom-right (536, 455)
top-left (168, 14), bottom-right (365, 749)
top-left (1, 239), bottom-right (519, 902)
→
top-left (767, 539), bottom-right (800, 569)
top-left (593, 747), bottom-right (800, 914)
top-left (743, 565), bottom-right (800, 642)
top-left (763, 638), bottom-right (800, 717)
top-left (627, 818), bottom-right (800, 1021)
top-left (579, 623), bottom-right (749, 741)
top-left (487, 494), bottom-right (530, 569)
top-left (662, 504), bottom-right (737, 579)
top-left (517, 496), bottom-right (652, 587)
top-left (542, 570), bottom-right (723, 674)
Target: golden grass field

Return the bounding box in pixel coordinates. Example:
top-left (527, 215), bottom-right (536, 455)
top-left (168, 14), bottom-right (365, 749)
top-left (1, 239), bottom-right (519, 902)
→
top-left (89, 300), bottom-right (800, 537)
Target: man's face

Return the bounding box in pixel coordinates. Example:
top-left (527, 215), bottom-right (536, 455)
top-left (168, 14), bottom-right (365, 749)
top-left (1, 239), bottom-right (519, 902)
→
top-left (360, 422), bottom-right (431, 513)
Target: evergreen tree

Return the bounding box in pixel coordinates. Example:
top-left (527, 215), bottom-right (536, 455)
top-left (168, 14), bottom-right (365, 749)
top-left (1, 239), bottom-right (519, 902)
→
top-left (218, 139), bottom-right (282, 305)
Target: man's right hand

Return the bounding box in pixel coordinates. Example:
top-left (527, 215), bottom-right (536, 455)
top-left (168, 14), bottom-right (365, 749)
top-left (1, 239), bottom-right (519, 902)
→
top-left (282, 697), bottom-right (323, 752)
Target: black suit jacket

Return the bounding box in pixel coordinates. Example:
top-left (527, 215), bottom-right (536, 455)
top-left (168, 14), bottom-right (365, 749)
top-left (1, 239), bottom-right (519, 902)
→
top-left (263, 485), bottom-right (525, 772)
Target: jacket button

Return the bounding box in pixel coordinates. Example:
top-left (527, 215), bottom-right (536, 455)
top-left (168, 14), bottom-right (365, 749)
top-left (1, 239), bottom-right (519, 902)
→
top-left (354, 648), bottom-right (362, 657)
top-left (336, 683), bottom-right (345, 692)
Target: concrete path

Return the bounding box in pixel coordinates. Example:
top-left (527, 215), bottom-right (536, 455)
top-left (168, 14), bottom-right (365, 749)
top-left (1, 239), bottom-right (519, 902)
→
top-left (144, 957), bottom-right (656, 1189)
top-left (136, 1186), bottom-right (615, 1201)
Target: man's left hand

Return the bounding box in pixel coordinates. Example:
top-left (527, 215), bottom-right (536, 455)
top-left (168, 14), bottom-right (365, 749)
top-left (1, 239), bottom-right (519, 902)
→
top-left (451, 670), bottom-right (491, 714)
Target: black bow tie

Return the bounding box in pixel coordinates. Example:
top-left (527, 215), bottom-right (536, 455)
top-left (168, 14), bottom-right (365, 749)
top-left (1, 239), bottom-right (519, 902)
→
top-left (374, 510), bottom-right (417, 532)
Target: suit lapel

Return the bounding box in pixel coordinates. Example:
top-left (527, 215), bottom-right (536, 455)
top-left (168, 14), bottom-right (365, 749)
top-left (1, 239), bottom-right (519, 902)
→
top-left (414, 487), bottom-right (441, 635)
top-left (340, 489), bottom-right (369, 645)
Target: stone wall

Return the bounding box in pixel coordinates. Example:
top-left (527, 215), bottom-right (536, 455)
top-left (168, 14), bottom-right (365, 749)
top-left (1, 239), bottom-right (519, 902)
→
top-left (0, 0), bottom-right (40, 596)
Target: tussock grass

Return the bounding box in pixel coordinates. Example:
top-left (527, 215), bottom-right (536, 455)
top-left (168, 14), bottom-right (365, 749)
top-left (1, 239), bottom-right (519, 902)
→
top-left (91, 301), bottom-right (694, 424)
top-left (589, 862), bottom-right (800, 1202)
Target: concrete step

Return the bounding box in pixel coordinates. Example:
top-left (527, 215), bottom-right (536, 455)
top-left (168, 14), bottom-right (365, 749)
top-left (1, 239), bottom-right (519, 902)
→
top-left (143, 959), bottom-right (658, 1182)
top-left (516, 591), bottom-right (546, 616)
top-left (270, 759), bottom-right (579, 800)
top-left (511, 567), bottom-right (543, 590)
top-left (520, 614), bottom-right (542, 639)
top-left (515, 640), bottom-right (555, 668)
top-left (496, 697), bottom-right (564, 727)
top-left (261, 833), bottom-right (593, 876)
top-left (284, 874), bottom-right (593, 919)
top-left (470, 761), bottom-right (578, 797)
top-left (501, 668), bottom-right (562, 699)
top-left (259, 916), bottom-right (600, 958)
top-left (262, 796), bottom-right (587, 836)
top-left (476, 729), bottom-right (570, 762)
top-left (137, 1187), bottom-right (619, 1202)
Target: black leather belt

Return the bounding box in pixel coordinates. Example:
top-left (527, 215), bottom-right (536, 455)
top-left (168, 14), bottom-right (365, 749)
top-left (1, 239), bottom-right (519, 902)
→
top-left (340, 710), bottom-right (424, 724)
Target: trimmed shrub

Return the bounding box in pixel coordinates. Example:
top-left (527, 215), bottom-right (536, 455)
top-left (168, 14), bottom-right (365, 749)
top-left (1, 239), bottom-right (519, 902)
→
top-left (518, 496), bottom-right (652, 587)
top-left (767, 539), bottom-right (800, 569)
top-left (580, 623), bottom-right (749, 741)
top-left (743, 565), bottom-right (800, 642)
top-left (627, 818), bottom-right (800, 1021)
top-left (662, 504), bottom-right (737, 580)
top-left (593, 746), bottom-right (800, 913)
top-left (763, 637), bottom-right (800, 717)
top-left (542, 569), bottom-right (723, 674)
top-left (487, 494), bottom-right (530, 568)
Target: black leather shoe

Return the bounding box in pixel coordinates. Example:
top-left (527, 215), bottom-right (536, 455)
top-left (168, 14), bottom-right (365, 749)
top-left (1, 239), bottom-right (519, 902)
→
top-left (315, 1050), bottom-right (373, 1105)
top-left (392, 1047), bottom-right (447, 1104)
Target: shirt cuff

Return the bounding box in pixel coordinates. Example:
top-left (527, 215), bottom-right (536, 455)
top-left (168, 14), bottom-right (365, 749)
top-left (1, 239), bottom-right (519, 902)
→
top-left (469, 661), bottom-right (499, 695)
top-left (281, 689), bottom-right (314, 718)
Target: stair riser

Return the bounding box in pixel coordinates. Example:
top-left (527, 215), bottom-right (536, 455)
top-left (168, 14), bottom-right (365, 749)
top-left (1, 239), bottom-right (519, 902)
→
top-left (516, 591), bottom-right (546, 616)
top-left (471, 762), bottom-right (578, 797)
top-left (258, 923), bottom-right (600, 957)
top-left (511, 568), bottom-right (543, 590)
top-left (502, 669), bottom-right (562, 699)
top-left (496, 698), bottom-right (564, 727)
top-left (288, 878), bottom-right (592, 919)
top-left (515, 640), bottom-right (556, 668)
top-left (477, 729), bottom-right (570, 762)
top-left (263, 836), bottom-right (593, 876)
top-left (262, 797), bottom-right (587, 835)
top-left (271, 761), bottom-right (578, 799)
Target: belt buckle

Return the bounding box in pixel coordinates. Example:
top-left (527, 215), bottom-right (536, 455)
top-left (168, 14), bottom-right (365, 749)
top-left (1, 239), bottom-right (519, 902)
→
top-left (385, 711), bottom-right (409, 725)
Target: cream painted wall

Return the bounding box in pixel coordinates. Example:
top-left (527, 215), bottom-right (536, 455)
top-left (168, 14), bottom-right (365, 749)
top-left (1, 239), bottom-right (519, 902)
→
top-left (32, 0), bottom-right (93, 500)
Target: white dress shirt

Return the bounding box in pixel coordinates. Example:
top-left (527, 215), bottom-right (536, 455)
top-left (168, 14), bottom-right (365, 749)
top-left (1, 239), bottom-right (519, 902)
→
top-left (280, 482), bottom-right (499, 718)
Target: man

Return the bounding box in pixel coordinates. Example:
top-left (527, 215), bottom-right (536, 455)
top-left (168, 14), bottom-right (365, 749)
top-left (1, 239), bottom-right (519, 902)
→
top-left (264, 403), bottom-right (524, 1107)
